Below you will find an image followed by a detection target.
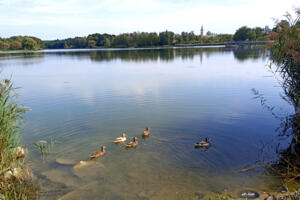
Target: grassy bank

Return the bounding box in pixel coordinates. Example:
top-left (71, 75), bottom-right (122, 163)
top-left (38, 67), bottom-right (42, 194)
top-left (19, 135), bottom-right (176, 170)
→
top-left (0, 79), bottom-right (38, 200)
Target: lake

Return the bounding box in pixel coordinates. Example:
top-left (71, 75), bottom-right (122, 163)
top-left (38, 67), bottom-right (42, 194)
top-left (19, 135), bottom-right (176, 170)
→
top-left (0, 47), bottom-right (293, 199)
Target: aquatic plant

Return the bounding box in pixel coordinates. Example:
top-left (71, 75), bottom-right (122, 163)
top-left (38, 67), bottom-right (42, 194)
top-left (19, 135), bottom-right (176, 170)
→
top-left (33, 138), bottom-right (54, 158)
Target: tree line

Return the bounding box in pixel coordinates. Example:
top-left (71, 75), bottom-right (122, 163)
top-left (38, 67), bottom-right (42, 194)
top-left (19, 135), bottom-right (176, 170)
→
top-left (0, 26), bottom-right (271, 51)
top-left (0, 36), bottom-right (44, 51)
top-left (43, 31), bottom-right (235, 49)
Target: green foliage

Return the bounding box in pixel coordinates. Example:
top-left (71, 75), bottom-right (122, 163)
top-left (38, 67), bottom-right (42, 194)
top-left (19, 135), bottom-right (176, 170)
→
top-left (268, 10), bottom-right (300, 109)
top-left (2, 29), bottom-right (234, 50)
top-left (9, 41), bottom-right (22, 50)
top-left (266, 9), bottom-right (300, 186)
top-left (209, 192), bottom-right (233, 200)
top-left (0, 36), bottom-right (43, 51)
top-left (0, 41), bottom-right (10, 50)
top-left (33, 138), bottom-right (54, 158)
top-left (159, 31), bottom-right (174, 45)
top-left (233, 26), bottom-right (265, 41)
top-left (44, 30), bottom-right (234, 49)
top-left (296, 189), bottom-right (300, 198)
top-left (0, 79), bottom-right (26, 170)
top-left (0, 79), bottom-right (38, 199)
top-left (2, 180), bottom-right (39, 200)
top-left (22, 37), bottom-right (38, 50)
top-left (233, 26), bottom-right (250, 41)
top-left (87, 39), bottom-right (96, 48)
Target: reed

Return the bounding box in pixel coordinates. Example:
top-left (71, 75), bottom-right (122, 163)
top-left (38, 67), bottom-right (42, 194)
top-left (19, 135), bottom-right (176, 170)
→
top-left (0, 79), bottom-right (38, 199)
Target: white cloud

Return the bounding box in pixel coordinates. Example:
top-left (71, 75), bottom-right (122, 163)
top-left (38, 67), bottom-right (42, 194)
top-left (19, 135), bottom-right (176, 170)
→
top-left (0, 0), bottom-right (299, 39)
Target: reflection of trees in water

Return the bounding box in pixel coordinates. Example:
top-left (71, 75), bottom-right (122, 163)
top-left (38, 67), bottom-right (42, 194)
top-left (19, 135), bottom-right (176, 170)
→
top-left (0, 52), bottom-right (45, 67)
top-left (46, 47), bottom-right (264, 63)
top-left (232, 46), bottom-right (268, 62)
top-left (0, 47), bottom-right (267, 66)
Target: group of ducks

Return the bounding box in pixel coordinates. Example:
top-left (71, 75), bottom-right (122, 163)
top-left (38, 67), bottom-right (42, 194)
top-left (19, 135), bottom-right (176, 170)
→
top-left (90, 127), bottom-right (150, 159)
top-left (90, 127), bottom-right (211, 159)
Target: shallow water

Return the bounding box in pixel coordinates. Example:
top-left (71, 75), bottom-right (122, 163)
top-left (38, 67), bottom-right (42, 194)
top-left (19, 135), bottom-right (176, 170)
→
top-left (0, 47), bottom-right (293, 199)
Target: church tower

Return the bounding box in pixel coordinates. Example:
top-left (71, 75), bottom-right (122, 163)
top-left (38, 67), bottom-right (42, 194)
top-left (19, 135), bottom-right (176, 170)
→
top-left (200, 25), bottom-right (203, 37)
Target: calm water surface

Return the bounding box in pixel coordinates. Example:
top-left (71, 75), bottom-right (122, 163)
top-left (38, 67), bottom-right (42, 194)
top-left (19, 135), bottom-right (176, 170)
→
top-left (0, 47), bottom-right (293, 199)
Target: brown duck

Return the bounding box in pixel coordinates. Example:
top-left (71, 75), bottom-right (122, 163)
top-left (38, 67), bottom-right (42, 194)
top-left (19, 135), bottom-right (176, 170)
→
top-left (90, 146), bottom-right (106, 159)
top-left (126, 137), bottom-right (138, 148)
top-left (142, 127), bottom-right (150, 137)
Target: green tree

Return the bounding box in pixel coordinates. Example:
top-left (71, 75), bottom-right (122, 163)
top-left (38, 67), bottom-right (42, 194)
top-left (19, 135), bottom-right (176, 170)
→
top-left (9, 41), bottom-right (22, 50)
top-left (22, 37), bottom-right (38, 50)
top-left (104, 38), bottom-right (111, 47)
top-left (233, 26), bottom-right (251, 41)
top-left (159, 31), bottom-right (174, 45)
top-left (254, 27), bottom-right (264, 39)
top-left (247, 30), bottom-right (256, 40)
top-left (0, 40), bottom-right (10, 50)
top-left (88, 40), bottom-right (96, 48)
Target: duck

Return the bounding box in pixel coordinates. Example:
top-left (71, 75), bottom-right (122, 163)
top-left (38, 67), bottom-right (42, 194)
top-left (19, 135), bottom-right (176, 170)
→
top-left (142, 127), bottom-right (150, 137)
top-left (90, 146), bottom-right (106, 159)
top-left (194, 137), bottom-right (211, 148)
top-left (114, 133), bottom-right (127, 143)
top-left (126, 137), bottom-right (138, 148)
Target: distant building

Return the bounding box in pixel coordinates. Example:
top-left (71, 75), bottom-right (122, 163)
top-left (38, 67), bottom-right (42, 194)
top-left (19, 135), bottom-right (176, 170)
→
top-left (200, 25), bottom-right (203, 37)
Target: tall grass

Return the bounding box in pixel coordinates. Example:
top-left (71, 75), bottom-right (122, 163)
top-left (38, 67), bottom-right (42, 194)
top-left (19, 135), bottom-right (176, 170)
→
top-left (0, 79), bottom-right (38, 199)
top-left (0, 79), bottom-right (25, 172)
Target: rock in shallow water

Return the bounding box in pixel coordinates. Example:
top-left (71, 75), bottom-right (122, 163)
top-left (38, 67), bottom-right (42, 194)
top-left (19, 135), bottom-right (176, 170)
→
top-left (58, 181), bottom-right (122, 200)
top-left (72, 161), bottom-right (106, 179)
top-left (42, 169), bottom-right (77, 187)
top-left (56, 158), bottom-right (76, 165)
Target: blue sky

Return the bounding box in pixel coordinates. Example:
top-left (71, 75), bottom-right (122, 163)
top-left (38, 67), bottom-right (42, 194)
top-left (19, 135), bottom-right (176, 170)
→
top-left (0, 0), bottom-right (299, 40)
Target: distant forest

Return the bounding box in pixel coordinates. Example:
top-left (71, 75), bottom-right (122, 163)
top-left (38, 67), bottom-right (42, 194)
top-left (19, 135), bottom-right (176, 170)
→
top-left (0, 25), bottom-right (272, 51)
top-left (0, 36), bottom-right (44, 50)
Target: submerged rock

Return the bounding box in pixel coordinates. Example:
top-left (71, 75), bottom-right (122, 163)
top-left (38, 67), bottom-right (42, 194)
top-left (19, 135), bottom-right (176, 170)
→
top-left (42, 169), bottom-right (77, 187)
top-left (56, 158), bottom-right (76, 165)
top-left (72, 161), bottom-right (106, 179)
top-left (58, 181), bottom-right (122, 200)
top-left (36, 140), bottom-right (47, 144)
top-left (238, 190), bottom-right (259, 199)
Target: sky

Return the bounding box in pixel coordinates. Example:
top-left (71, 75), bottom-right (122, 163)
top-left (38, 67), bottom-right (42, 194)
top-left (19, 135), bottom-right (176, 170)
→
top-left (0, 0), bottom-right (299, 40)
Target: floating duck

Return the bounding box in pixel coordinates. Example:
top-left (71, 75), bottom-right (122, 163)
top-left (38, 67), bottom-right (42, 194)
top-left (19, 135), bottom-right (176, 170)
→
top-left (90, 146), bottom-right (106, 159)
top-left (114, 133), bottom-right (127, 143)
top-left (195, 138), bottom-right (211, 148)
top-left (142, 127), bottom-right (150, 137)
top-left (126, 137), bottom-right (138, 148)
